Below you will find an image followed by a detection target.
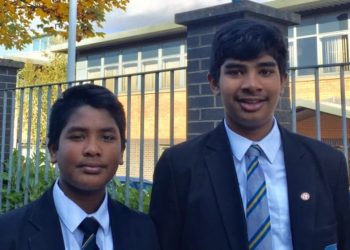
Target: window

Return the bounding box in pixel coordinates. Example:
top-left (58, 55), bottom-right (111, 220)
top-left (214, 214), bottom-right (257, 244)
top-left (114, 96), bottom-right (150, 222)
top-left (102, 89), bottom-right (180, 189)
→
top-left (121, 64), bottom-right (138, 93)
top-left (143, 61), bottom-right (158, 91)
top-left (297, 18), bottom-right (316, 37)
top-left (321, 35), bottom-right (349, 72)
top-left (297, 37), bottom-right (317, 75)
top-left (162, 41), bottom-right (180, 56)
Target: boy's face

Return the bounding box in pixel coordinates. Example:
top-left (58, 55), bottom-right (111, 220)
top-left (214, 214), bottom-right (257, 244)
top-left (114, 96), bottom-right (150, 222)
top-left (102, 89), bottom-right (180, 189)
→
top-left (209, 54), bottom-right (287, 140)
top-left (49, 105), bottom-right (124, 197)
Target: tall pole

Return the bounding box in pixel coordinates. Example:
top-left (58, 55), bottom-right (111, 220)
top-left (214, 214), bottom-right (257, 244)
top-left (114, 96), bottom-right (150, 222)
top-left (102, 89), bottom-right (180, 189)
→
top-left (67, 0), bottom-right (77, 84)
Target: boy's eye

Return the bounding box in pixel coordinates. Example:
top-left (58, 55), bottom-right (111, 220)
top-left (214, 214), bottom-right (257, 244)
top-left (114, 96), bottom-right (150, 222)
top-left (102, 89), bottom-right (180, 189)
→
top-left (102, 134), bottom-right (116, 142)
top-left (226, 69), bottom-right (243, 77)
top-left (260, 69), bottom-right (274, 77)
top-left (68, 134), bottom-right (84, 141)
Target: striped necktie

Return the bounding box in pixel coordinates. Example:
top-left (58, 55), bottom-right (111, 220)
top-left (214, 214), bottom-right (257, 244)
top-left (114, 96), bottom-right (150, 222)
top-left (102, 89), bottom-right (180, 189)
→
top-left (246, 144), bottom-right (272, 250)
top-left (79, 217), bottom-right (100, 250)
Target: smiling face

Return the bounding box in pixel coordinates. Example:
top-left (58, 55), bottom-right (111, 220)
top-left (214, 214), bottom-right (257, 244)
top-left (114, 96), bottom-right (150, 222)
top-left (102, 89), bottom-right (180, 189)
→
top-left (49, 105), bottom-right (124, 199)
top-left (209, 54), bottom-right (287, 141)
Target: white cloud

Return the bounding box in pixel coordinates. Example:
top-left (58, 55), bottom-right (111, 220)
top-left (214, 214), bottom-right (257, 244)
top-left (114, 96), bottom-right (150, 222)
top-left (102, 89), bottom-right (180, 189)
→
top-left (100, 0), bottom-right (271, 33)
top-left (101, 0), bottom-right (231, 33)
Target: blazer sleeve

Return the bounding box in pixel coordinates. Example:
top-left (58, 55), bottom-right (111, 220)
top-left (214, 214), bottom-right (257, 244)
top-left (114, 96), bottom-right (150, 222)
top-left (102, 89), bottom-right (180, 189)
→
top-left (333, 152), bottom-right (350, 250)
top-left (150, 149), bottom-right (183, 250)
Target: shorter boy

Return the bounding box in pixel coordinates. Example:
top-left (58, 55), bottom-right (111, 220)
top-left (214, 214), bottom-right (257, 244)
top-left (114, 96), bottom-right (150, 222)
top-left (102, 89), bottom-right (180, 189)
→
top-left (0, 84), bottom-right (160, 250)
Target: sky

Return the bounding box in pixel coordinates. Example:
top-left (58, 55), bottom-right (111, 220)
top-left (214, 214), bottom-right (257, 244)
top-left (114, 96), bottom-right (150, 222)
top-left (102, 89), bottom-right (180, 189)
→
top-left (100, 0), bottom-right (270, 33)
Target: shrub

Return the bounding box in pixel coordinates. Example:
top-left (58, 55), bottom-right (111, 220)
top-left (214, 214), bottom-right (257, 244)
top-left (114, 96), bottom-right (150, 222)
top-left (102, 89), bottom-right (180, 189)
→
top-left (0, 149), bottom-right (151, 213)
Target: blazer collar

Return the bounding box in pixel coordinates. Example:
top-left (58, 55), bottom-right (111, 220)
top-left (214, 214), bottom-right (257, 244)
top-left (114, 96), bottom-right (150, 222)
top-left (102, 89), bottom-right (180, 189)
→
top-left (280, 126), bottom-right (316, 250)
top-left (204, 122), bottom-right (249, 250)
top-left (27, 186), bottom-right (65, 250)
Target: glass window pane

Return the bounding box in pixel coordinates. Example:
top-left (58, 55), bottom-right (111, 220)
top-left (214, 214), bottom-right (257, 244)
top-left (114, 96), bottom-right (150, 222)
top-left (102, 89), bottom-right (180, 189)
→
top-left (104, 67), bottom-right (118, 90)
top-left (297, 37), bottom-right (317, 75)
top-left (122, 49), bottom-right (137, 62)
top-left (121, 64), bottom-right (138, 92)
top-left (88, 55), bottom-right (101, 67)
top-left (318, 13), bottom-right (348, 33)
top-left (142, 46), bottom-right (158, 59)
top-left (296, 18), bottom-right (316, 36)
top-left (143, 62), bottom-right (158, 91)
top-left (321, 35), bottom-right (349, 72)
top-left (163, 41), bottom-right (180, 56)
top-left (105, 53), bottom-right (118, 65)
top-left (162, 59), bottom-right (180, 89)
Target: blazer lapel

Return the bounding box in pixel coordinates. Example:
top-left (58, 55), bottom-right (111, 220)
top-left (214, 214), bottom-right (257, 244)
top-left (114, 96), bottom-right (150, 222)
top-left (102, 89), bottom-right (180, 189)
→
top-left (205, 122), bottom-right (248, 250)
top-left (27, 188), bottom-right (65, 250)
top-left (109, 197), bottom-right (128, 250)
top-left (281, 127), bottom-right (316, 250)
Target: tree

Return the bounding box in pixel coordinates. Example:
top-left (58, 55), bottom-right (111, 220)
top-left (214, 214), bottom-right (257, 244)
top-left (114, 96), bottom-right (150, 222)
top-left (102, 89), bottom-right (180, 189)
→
top-left (16, 54), bottom-right (67, 147)
top-left (0, 0), bottom-right (129, 50)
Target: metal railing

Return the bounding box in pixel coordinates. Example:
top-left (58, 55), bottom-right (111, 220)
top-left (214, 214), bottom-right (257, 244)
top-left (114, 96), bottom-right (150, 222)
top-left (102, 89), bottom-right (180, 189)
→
top-left (289, 62), bottom-right (350, 174)
top-left (1, 62), bottom-right (349, 213)
top-left (0, 67), bottom-right (187, 213)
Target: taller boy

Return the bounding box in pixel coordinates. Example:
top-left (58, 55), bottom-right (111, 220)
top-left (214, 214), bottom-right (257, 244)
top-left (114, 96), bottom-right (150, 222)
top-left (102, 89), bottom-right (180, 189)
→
top-left (150, 19), bottom-right (350, 250)
top-left (0, 84), bottom-right (160, 250)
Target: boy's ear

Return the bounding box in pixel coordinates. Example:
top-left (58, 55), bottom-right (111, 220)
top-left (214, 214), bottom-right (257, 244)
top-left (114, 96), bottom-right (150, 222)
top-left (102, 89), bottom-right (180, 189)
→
top-left (117, 149), bottom-right (124, 165)
top-left (280, 73), bottom-right (288, 95)
top-left (48, 144), bottom-right (58, 164)
top-left (208, 73), bottom-right (220, 96)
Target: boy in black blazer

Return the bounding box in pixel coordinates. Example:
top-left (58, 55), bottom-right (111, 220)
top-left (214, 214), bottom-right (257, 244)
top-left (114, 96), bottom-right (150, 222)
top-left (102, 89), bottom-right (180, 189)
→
top-left (150, 19), bottom-right (350, 250)
top-left (0, 84), bottom-right (160, 250)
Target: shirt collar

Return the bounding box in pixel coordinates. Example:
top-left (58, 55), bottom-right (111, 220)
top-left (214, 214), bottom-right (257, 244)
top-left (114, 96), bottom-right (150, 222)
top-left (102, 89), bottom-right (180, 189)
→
top-left (224, 118), bottom-right (282, 163)
top-left (53, 179), bottom-right (110, 235)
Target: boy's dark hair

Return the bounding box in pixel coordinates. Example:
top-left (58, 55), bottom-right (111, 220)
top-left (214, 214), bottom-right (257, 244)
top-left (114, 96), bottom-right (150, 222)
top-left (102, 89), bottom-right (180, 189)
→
top-left (47, 84), bottom-right (126, 151)
top-left (209, 19), bottom-right (288, 82)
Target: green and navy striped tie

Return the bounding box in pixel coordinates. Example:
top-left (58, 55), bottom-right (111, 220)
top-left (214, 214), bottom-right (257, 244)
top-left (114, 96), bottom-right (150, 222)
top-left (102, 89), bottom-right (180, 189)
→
top-left (246, 144), bottom-right (272, 250)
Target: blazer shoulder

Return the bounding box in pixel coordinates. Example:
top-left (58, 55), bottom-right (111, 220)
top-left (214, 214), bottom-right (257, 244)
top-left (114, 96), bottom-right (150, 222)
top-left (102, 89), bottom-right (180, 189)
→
top-left (109, 198), bottom-right (154, 225)
top-left (282, 127), bottom-right (344, 157)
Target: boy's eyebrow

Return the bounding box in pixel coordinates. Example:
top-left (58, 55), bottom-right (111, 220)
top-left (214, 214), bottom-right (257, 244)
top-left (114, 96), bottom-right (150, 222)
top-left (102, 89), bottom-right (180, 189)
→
top-left (257, 61), bottom-right (277, 67)
top-left (223, 61), bottom-right (277, 69)
top-left (65, 126), bottom-right (117, 133)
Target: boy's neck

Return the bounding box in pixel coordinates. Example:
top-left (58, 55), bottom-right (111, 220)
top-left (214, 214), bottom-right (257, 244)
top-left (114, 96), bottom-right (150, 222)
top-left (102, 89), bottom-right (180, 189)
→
top-left (58, 180), bottom-right (106, 214)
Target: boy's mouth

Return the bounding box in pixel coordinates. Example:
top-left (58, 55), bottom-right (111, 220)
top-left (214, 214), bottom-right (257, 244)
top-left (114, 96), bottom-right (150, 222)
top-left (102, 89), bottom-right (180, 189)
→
top-left (238, 97), bottom-right (266, 112)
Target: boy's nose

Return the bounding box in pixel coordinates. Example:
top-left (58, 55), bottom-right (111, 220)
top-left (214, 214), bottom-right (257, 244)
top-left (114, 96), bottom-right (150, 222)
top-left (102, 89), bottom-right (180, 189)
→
top-left (83, 138), bottom-right (101, 156)
top-left (242, 73), bottom-right (262, 90)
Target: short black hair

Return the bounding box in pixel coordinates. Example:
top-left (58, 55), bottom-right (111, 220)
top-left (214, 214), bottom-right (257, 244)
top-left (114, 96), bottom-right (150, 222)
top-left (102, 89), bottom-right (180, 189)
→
top-left (47, 84), bottom-right (126, 151)
top-left (209, 19), bottom-right (288, 82)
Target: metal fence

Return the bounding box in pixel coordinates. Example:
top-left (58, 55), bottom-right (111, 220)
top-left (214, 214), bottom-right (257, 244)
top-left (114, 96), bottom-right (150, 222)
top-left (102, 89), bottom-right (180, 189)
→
top-left (0, 66), bottom-right (187, 213)
top-left (0, 62), bottom-right (349, 213)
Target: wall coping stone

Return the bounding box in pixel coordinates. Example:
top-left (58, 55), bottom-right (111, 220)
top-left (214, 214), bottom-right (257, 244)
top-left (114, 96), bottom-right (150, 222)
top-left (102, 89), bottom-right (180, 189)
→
top-left (175, 0), bottom-right (300, 26)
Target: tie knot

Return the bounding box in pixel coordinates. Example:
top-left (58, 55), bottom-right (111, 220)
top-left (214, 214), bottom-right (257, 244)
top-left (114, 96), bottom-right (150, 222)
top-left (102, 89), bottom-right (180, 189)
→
top-left (79, 217), bottom-right (100, 235)
top-left (246, 144), bottom-right (262, 158)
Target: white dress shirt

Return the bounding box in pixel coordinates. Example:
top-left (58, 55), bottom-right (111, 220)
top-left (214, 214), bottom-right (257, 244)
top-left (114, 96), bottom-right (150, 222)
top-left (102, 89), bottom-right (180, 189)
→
top-left (53, 179), bottom-right (114, 250)
top-left (224, 119), bottom-right (293, 250)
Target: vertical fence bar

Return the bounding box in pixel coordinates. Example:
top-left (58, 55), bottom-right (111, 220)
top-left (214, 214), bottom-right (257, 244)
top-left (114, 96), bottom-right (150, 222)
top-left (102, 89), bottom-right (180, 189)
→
top-left (290, 69), bottom-right (297, 133)
top-left (113, 77), bottom-right (119, 96)
top-left (34, 87), bottom-right (43, 186)
top-left (154, 72), bottom-right (160, 167)
top-left (170, 70), bottom-right (175, 147)
top-left (24, 88), bottom-right (33, 205)
top-left (5, 91), bottom-right (16, 211)
top-left (339, 65), bottom-right (348, 174)
top-left (125, 76), bottom-right (132, 206)
top-left (314, 67), bottom-right (321, 141)
top-left (0, 91), bottom-right (8, 209)
top-left (138, 74), bottom-right (145, 212)
top-left (15, 89), bottom-right (25, 197)
top-left (45, 85), bottom-right (52, 180)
